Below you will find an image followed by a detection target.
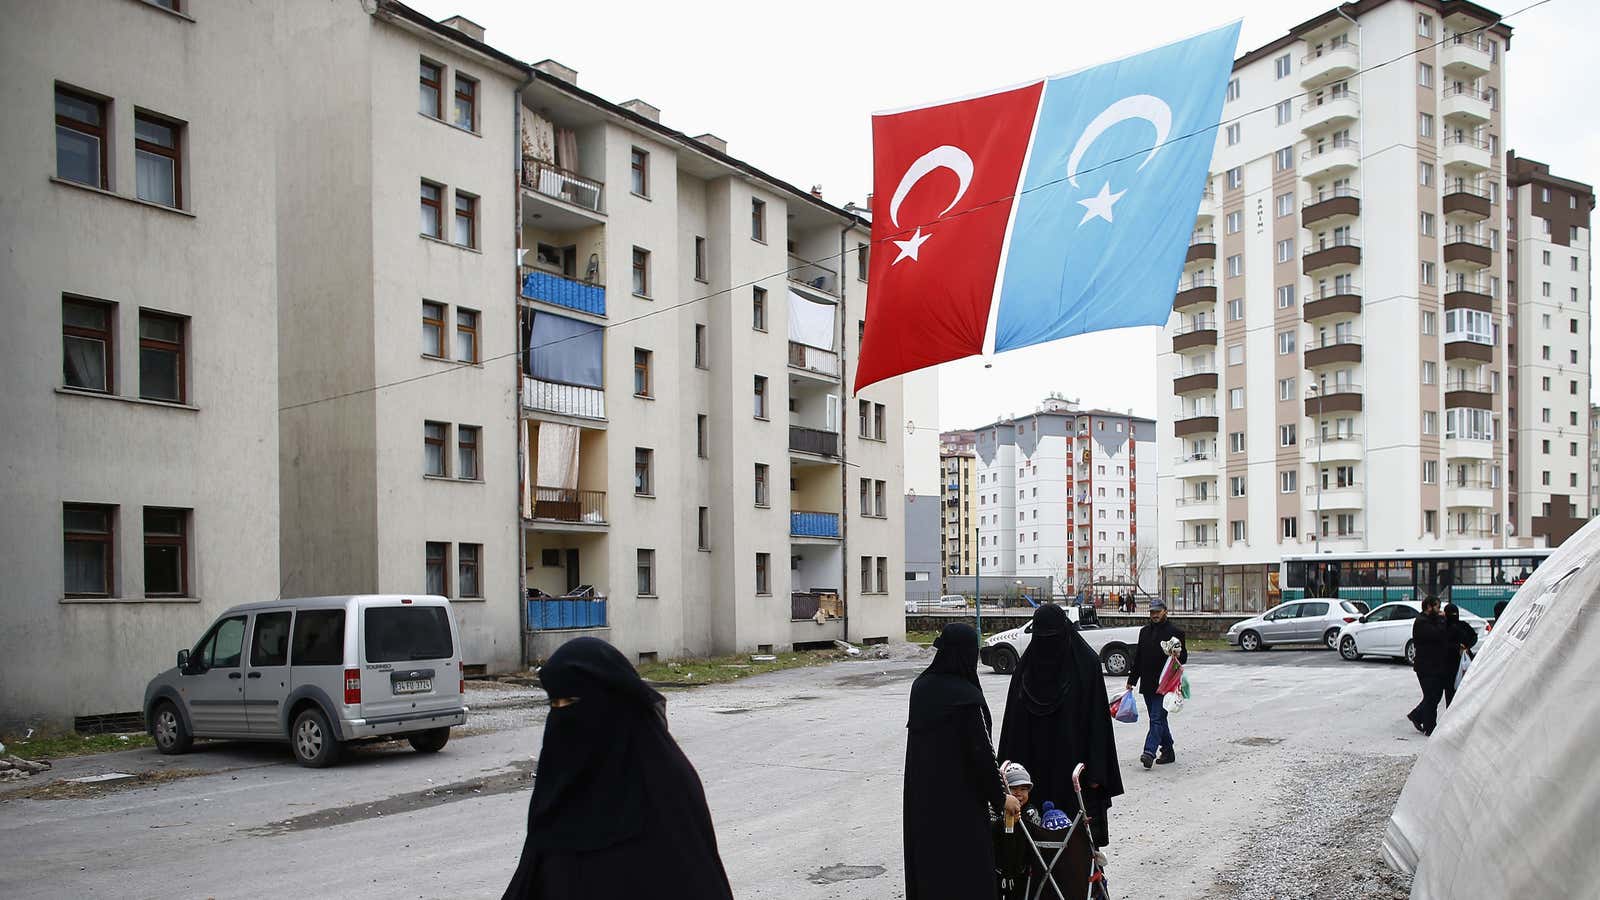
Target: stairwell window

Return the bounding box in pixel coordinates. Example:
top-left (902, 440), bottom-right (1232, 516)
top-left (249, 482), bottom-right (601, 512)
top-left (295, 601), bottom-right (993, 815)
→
top-left (694, 236), bottom-right (707, 281)
top-left (630, 147), bottom-right (649, 197)
top-left (635, 448), bottom-right (654, 496)
top-left (755, 553), bottom-right (771, 595)
top-left (637, 549), bottom-right (656, 596)
top-left (633, 348), bottom-right (652, 397)
top-left (753, 375), bottom-right (768, 419)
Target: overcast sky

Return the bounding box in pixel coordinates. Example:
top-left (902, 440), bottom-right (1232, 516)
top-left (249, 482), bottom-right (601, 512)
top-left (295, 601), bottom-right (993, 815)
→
top-left (411, 0), bottom-right (1597, 430)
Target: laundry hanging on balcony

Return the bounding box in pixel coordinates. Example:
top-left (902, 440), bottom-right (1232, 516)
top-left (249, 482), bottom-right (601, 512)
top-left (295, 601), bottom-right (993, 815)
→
top-left (523, 310), bottom-right (603, 388)
top-left (787, 290), bottom-right (836, 350)
top-left (537, 422), bottom-right (580, 491)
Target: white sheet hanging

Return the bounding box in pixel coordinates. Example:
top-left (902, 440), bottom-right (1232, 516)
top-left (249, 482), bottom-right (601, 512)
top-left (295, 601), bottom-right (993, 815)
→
top-left (787, 289), bottom-right (836, 350)
top-left (535, 422), bottom-right (580, 490)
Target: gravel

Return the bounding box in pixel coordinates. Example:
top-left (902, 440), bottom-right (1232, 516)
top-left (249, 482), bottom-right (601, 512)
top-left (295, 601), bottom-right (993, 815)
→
top-left (1211, 752), bottom-right (1414, 900)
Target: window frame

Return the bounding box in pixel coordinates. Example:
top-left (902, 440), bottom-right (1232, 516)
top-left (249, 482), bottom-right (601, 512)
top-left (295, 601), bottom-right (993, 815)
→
top-left (753, 375), bottom-right (768, 419)
top-left (62, 296), bottom-right (114, 393)
top-left (633, 347), bottom-right (653, 398)
top-left (752, 286), bottom-right (767, 331)
top-left (142, 506), bottom-right (189, 598)
top-left (138, 309), bottom-right (186, 403)
top-left (457, 424), bottom-right (480, 481)
top-left (751, 197), bottom-right (767, 242)
top-left (420, 181), bottom-right (444, 239)
top-left (637, 548), bottom-right (656, 596)
top-left (693, 235), bottom-right (707, 282)
top-left (631, 246), bottom-right (651, 297)
top-left (452, 72), bottom-right (477, 132)
top-left (634, 447), bottom-right (654, 496)
top-left (454, 307), bottom-right (479, 363)
top-left (755, 552), bottom-right (771, 595)
top-left (754, 463), bottom-right (770, 508)
top-left (453, 190), bottom-right (477, 249)
top-left (424, 421), bottom-right (449, 477)
top-left (458, 543), bottom-right (481, 598)
top-left (422, 300), bottom-right (447, 358)
top-left (63, 502), bottom-right (115, 598)
top-left (133, 110), bottom-right (183, 208)
top-left (419, 59), bottom-right (443, 119)
top-left (630, 147), bottom-right (650, 198)
top-left (55, 84), bottom-right (109, 189)
top-left (694, 324), bottom-right (708, 369)
top-left (425, 541), bottom-right (450, 597)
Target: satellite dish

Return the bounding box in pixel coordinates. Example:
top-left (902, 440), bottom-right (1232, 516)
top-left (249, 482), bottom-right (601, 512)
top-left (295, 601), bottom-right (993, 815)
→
top-left (906, 419), bottom-right (917, 436)
top-left (908, 489), bottom-right (917, 503)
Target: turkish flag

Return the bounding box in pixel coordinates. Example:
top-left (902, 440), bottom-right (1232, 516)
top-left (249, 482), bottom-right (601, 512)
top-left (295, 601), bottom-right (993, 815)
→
top-left (856, 82), bottom-right (1043, 392)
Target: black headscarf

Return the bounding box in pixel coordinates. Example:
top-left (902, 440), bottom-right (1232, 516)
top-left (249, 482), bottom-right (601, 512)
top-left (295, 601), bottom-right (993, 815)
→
top-left (909, 622), bottom-right (992, 733)
top-left (503, 638), bottom-right (733, 900)
top-left (997, 605), bottom-right (1124, 847)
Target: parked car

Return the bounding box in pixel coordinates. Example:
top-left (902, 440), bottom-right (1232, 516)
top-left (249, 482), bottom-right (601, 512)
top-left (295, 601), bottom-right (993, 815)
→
top-left (906, 594), bottom-right (970, 613)
top-left (1336, 600), bottom-right (1489, 665)
top-left (1227, 598), bottom-right (1371, 652)
top-left (979, 607), bottom-right (1144, 676)
top-left (144, 595), bottom-right (467, 768)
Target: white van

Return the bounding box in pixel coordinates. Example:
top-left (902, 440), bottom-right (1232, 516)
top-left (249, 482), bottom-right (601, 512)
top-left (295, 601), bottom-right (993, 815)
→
top-left (143, 595), bottom-right (467, 767)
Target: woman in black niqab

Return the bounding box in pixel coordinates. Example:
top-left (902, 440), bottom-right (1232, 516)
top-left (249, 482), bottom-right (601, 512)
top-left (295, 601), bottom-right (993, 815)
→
top-left (997, 603), bottom-right (1124, 847)
top-left (502, 637), bottom-right (734, 900)
top-left (904, 623), bottom-right (1011, 900)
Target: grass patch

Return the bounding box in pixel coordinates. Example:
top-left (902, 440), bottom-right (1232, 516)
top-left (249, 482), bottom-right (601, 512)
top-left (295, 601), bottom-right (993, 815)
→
top-left (636, 649), bottom-right (843, 687)
top-left (1186, 638), bottom-right (1232, 653)
top-left (5, 732), bottom-right (153, 761)
top-left (4, 767), bottom-right (201, 801)
top-left (906, 630), bottom-right (939, 646)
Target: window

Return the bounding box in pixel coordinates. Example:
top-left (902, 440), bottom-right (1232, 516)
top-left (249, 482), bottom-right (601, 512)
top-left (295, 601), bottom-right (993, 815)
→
top-left (637, 549), bottom-right (656, 596)
top-left (1227, 255), bottom-right (1242, 277)
top-left (1230, 476), bottom-right (1246, 497)
top-left (424, 421), bottom-right (448, 476)
top-left (420, 182), bottom-right (443, 238)
top-left (755, 553), bottom-right (771, 595)
top-left (753, 287), bottom-right (767, 331)
top-left (696, 414), bottom-right (709, 458)
top-left (1420, 212), bottom-right (1435, 236)
top-left (1276, 192), bottom-right (1293, 217)
top-left (861, 556), bottom-right (874, 593)
top-left (1420, 261), bottom-right (1436, 286)
top-left (632, 247), bottom-right (650, 296)
top-left (1423, 510), bottom-right (1437, 535)
top-left (1229, 388), bottom-right (1244, 409)
top-left (138, 311), bottom-right (185, 402)
top-left (1422, 361), bottom-right (1436, 384)
top-left (1227, 167), bottom-right (1242, 190)
top-left (698, 507), bottom-right (710, 550)
top-left (1274, 54), bottom-right (1291, 79)
top-left (453, 73), bottom-right (477, 130)
top-left (251, 611), bottom-right (291, 667)
top-left (1542, 282), bottom-right (1552, 298)
top-left (635, 448), bottom-right (654, 495)
top-left (877, 558), bottom-right (888, 594)
top-left (1275, 146), bottom-right (1294, 171)
top-left (195, 615), bottom-right (247, 669)
top-left (1226, 123), bottom-right (1240, 146)
top-left (1418, 63), bottom-right (1433, 88)
top-left (453, 191), bottom-right (477, 248)
top-left (857, 242), bottom-right (869, 281)
top-left (419, 60), bottom-right (442, 118)
top-left (1277, 285), bottom-right (1295, 309)
top-left (1230, 431), bottom-right (1246, 453)
top-left (859, 399), bottom-right (872, 437)
top-left (1275, 100), bottom-right (1292, 126)
top-left (455, 308), bottom-right (479, 363)
top-left (1276, 239), bottom-right (1293, 263)
top-left (63, 297), bottom-right (113, 392)
top-left (1228, 343), bottom-right (1243, 365)
top-left (1418, 13), bottom-right (1432, 37)
top-left (1228, 298), bottom-right (1243, 321)
top-left (1422, 459), bottom-right (1437, 484)
top-left (751, 198), bottom-right (766, 241)
top-left (64, 503), bottom-right (114, 597)
top-left (1280, 424), bottom-right (1297, 447)
top-left (426, 542), bottom-right (449, 596)
top-left (457, 425), bottom-right (479, 480)
top-left (1226, 78), bottom-right (1240, 102)
top-left (1277, 330), bottom-right (1296, 355)
top-left (1422, 311), bottom-right (1436, 335)
top-left (1575, 257), bottom-right (1582, 272)
top-left (630, 147), bottom-right (649, 197)
top-left (1574, 319), bottom-right (1582, 334)
top-left (1278, 377), bottom-right (1295, 401)
top-left (55, 86), bottom-right (107, 189)
top-left (453, 543), bottom-right (481, 598)
top-left (876, 480), bottom-right (888, 517)
top-left (1419, 113), bottom-right (1434, 139)
top-left (754, 463), bottom-right (769, 507)
top-left (1280, 470), bottom-right (1297, 493)
top-left (134, 112), bottom-right (182, 207)
top-left (1231, 520), bottom-right (1247, 543)
top-left (693, 236), bottom-right (707, 281)
top-left (753, 375), bottom-right (768, 419)
top-left (871, 403), bottom-right (886, 441)
top-left (422, 301), bottom-right (446, 357)
top-left (1282, 517), bottom-right (1298, 539)
top-left (633, 348), bottom-right (652, 397)
top-left (1226, 211), bottom-right (1242, 234)
top-left (290, 609), bottom-right (345, 666)
top-left (1420, 162), bottom-right (1434, 186)
top-left (1423, 410), bottom-right (1438, 435)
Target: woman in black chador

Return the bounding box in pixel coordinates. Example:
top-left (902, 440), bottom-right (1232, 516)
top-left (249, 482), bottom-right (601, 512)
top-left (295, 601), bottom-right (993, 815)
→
top-left (998, 603), bottom-right (1124, 848)
top-left (502, 638), bottom-right (734, 900)
top-left (904, 623), bottom-right (1018, 900)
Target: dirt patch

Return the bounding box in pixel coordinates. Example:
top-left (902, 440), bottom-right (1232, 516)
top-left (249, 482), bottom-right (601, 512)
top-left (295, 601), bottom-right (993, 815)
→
top-left (242, 759), bottom-right (536, 836)
top-left (832, 668), bottom-right (919, 689)
top-left (0, 767), bottom-right (204, 801)
top-left (808, 863), bottom-right (886, 884)
top-left (1230, 737), bottom-right (1285, 747)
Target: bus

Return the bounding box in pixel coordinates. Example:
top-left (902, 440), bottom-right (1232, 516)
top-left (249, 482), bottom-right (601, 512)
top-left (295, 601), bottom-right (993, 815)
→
top-left (1280, 548), bottom-right (1552, 620)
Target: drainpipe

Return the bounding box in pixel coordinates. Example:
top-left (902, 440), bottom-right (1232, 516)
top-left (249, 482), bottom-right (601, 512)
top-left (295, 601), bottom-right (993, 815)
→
top-left (838, 224), bottom-right (851, 643)
top-left (514, 67), bottom-right (536, 670)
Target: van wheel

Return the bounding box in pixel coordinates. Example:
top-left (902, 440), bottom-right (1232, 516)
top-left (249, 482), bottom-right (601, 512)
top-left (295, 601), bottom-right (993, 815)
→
top-left (992, 646), bottom-right (1018, 675)
top-left (1101, 646), bottom-right (1130, 677)
top-left (409, 727), bottom-right (451, 754)
top-left (152, 702), bottom-right (192, 755)
top-left (291, 707), bottom-right (342, 768)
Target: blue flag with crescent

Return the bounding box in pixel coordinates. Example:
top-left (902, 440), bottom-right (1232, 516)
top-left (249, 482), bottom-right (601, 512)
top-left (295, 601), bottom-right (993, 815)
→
top-left (993, 22), bottom-right (1240, 352)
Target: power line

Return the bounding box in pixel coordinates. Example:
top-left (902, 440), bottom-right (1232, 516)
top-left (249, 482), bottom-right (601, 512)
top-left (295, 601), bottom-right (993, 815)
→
top-left (278, 1), bottom-right (1548, 414)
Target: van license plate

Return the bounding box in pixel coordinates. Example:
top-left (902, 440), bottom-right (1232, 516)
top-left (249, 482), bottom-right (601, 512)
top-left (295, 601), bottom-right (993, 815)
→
top-left (394, 679), bottom-right (432, 694)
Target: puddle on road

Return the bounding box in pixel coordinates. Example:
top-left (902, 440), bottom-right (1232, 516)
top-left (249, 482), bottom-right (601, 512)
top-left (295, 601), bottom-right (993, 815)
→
top-left (242, 759), bottom-right (535, 836)
top-left (1232, 736), bottom-right (1285, 747)
top-left (808, 864), bottom-right (886, 884)
top-left (832, 669), bottom-right (917, 689)
top-left (711, 708), bottom-right (755, 715)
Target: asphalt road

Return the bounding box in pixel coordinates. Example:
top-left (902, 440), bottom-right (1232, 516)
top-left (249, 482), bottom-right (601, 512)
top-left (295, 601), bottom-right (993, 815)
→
top-left (0, 646), bottom-right (1427, 899)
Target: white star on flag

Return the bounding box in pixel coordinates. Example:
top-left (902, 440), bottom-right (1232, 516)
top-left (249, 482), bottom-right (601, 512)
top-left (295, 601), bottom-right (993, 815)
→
top-left (1077, 182), bottom-right (1126, 225)
top-left (892, 226), bottom-right (933, 264)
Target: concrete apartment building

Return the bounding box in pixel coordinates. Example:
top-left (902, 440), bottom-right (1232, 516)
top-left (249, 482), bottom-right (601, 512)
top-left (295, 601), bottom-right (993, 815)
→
top-left (0, 0), bottom-right (282, 728)
top-left (1505, 154), bottom-right (1594, 545)
top-left (971, 399), bottom-right (1158, 597)
top-left (1591, 405), bottom-right (1600, 517)
top-left (902, 370), bottom-right (944, 601)
top-left (940, 430), bottom-right (980, 580)
top-left (1158, 1), bottom-right (1527, 610)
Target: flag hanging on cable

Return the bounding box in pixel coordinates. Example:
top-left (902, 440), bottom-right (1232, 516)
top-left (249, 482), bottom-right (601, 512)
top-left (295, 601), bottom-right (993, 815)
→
top-left (855, 22), bottom-right (1241, 392)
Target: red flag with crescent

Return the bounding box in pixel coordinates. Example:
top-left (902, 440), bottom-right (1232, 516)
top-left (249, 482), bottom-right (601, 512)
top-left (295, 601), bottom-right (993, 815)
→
top-left (855, 82), bottom-right (1043, 392)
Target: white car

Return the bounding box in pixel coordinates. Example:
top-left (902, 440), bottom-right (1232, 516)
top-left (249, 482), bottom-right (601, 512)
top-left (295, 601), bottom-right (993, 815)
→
top-left (905, 594), bottom-right (969, 613)
top-left (1336, 600), bottom-right (1488, 665)
top-left (979, 608), bottom-right (1144, 677)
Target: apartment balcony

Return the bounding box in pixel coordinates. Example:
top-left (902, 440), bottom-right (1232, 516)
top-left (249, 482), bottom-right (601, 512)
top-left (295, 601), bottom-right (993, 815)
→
top-left (1441, 135), bottom-right (1491, 173)
top-left (521, 157), bottom-right (606, 225)
top-left (1195, 188), bottom-right (1219, 224)
top-left (1439, 34), bottom-right (1491, 76)
top-left (1443, 284), bottom-right (1492, 312)
top-left (526, 488), bottom-right (608, 531)
top-left (1443, 336), bottom-right (1493, 362)
top-left (1443, 233), bottom-right (1492, 268)
top-left (1443, 436), bottom-right (1495, 460)
top-left (521, 268), bottom-right (606, 317)
top-left (1172, 322), bottom-right (1218, 353)
top-left (1173, 367), bottom-right (1218, 395)
top-left (1172, 451), bottom-right (1215, 476)
top-left (1300, 90), bottom-right (1360, 134)
top-left (1173, 415), bottom-right (1219, 438)
top-left (788, 256), bottom-right (839, 297)
top-left (1301, 188), bottom-right (1360, 228)
top-left (1443, 184), bottom-right (1492, 219)
top-left (1445, 381), bottom-right (1495, 410)
top-left (1314, 530), bottom-right (1365, 546)
top-left (1301, 140), bottom-right (1359, 180)
top-left (1300, 41), bottom-right (1359, 86)
top-left (788, 341), bottom-right (840, 381)
top-left (524, 376), bottom-right (606, 421)
top-left (1441, 85), bottom-right (1492, 125)
top-left (1186, 231), bottom-right (1217, 264)
top-left (1303, 238), bottom-right (1361, 275)
top-left (1444, 479), bottom-right (1495, 511)
top-left (1303, 286), bottom-right (1362, 322)
top-left (791, 511), bottom-right (842, 541)
top-left (789, 425), bottom-right (840, 459)
top-left (1174, 538), bottom-right (1219, 550)
top-left (1304, 433), bottom-right (1364, 462)
top-left (1305, 383), bottom-right (1364, 415)
top-left (790, 591), bottom-right (843, 623)
top-left (528, 595), bottom-right (608, 630)
top-left (1174, 496), bottom-right (1219, 521)
top-left (1304, 334), bottom-right (1363, 369)
top-left (1173, 277), bottom-right (1217, 312)
top-left (1305, 482), bottom-right (1363, 510)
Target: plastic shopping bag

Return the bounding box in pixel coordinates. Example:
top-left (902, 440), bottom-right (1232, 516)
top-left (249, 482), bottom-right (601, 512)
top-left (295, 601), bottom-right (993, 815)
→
top-left (1157, 657), bottom-right (1183, 695)
top-left (1455, 651), bottom-right (1472, 691)
top-left (1110, 688), bottom-right (1139, 723)
top-left (1180, 671), bottom-right (1191, 699)
top-left (1167, 694), bottom-right (1186, 714)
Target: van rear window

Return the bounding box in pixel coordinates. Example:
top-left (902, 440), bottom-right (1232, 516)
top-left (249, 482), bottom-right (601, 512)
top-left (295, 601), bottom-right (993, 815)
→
top-left (365, 606), bottom-right (453, 663)
top-left (291, 609), bottom-right (346, 666)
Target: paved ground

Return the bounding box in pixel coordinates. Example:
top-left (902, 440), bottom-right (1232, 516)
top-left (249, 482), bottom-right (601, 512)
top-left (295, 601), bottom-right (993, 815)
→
top-left (0, 648), bottom-right (1426, 899)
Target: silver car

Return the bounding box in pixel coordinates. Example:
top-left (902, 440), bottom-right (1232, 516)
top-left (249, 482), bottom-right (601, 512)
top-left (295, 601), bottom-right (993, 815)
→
top-left (143, 595), bottom-right (467, 768)
top-left (1227, 598), bottom-right (1371, 652)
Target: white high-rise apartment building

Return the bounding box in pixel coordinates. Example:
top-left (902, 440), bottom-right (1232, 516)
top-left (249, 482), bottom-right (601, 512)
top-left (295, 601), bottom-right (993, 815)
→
top-left (1159, 2), bottom-right (1517, 611)
top-left (972, 399), bottom-right (1157, 597)
top-left (1506, 154), bottom-right (1593, 545)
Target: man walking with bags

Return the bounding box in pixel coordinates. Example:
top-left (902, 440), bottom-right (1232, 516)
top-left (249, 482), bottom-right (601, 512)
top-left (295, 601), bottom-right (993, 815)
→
top-left (1126, 598), bottom-right (1187, 769)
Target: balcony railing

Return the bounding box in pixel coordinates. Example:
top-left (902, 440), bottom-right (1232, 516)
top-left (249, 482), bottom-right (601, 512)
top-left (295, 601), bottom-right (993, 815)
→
top-left (788, 341), bottom-right (840, 378)
top-left (1178, 276), bottom-right (1217, 292)
top-left (1446, 478), bottom-right (1495, 489)
top-left (1306, 285), bottom-right (1361, 301)
top-left (528, 596), bottom-right (608, 630)
top-left (1176, 539), bottom-right (1218, 549)
top-left (1173, 320), bottom-right (1218, 337)
top-left (1446, 528), bottom-right (1497, 538)
top-left (1306, 334), bottom-right (1362, 351)
top-left (521, 268), bottom-right (606, 316)
top-left (1176, 364), bottom-right (1218, 377)
top-left (523, 376), bottom-right (606, 420)
top-left (1191, 231), bottom-right (1216, 245)
top-left (1173, 452), bottom-right (1213, 465)
top-left (1300, 89), bottom-right (1359, 113)
top-left (522, 158), bottom-right (604, 213)
top-left (1444, 181), bottom-right (1490, 199)
top-left (1175, 496), bottom-right (1218, 506)
top-left (1315, 530), bottom-right (1365, 541)
top-left (1303, 432), bottom-right (1362, 446)
top-left (1442, 134), bottom-right (1490, 151)
top-left (1304, 186), bottom-right (1361, 206)
top-left (1301, 41), bottom-right (1358, 65)
top-left (791, 591), bottom-right (842, 621)
top-left (1306, 483), bottom-right (1361, 494)
top-left (530, 487), bottom-right (607, 525)
top-left (1304, 236), bottom-right (1361, 256)
top-left (1445, 380), bottom-right (1493, 393)
top-left (1303, 139), bottom-right (1359, 161)
top-left (789, 425), bottom-right (840, 457)
top-left (788, 256), bottom-right (838, 295)
top-left (1443, 85), bottom-right (1493, 104)
top-left (791, 511), bottom-right (841, 538)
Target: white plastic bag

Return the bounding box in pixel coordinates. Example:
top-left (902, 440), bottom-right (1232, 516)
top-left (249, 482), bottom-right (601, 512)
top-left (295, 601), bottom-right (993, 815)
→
top-left (1455, 651), bottom-right (1472, 691)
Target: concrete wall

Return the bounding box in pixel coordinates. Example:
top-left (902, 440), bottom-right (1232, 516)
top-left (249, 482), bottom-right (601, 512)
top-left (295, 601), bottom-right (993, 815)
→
top-left (903, 496), bottom-right (941, 600)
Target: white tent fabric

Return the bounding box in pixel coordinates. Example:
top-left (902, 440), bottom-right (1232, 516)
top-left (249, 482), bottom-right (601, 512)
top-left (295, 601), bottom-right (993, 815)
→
top-left (535, 422), bottom-right (580, 491)
top-left (1384, 518), bottom-right (1600, 897)
top-left (787, 289), bottom-right (836, 350)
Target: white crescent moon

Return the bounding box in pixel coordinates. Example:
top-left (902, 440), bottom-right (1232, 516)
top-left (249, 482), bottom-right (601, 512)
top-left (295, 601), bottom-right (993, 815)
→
top-left (889, 145), bottom-right (974, 228)
top-left (1066, 94), bottom-right (1172, 188)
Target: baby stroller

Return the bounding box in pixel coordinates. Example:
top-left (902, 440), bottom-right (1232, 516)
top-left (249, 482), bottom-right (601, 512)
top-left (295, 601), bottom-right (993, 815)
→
top-left (1021, 763), bottom-right (1111, 900)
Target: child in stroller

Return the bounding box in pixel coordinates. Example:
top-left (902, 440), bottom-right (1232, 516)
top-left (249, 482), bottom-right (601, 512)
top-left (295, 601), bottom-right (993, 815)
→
top-left (991, 762), bottom-right (1043, 899)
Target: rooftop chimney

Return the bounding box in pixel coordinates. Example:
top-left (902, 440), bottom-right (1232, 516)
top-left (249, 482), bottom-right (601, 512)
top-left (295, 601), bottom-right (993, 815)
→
top-left (439, 15), bottom-right (485, 42)
top-left (533, 59), bottom-right (578, 86)
top-left (810, 185), bottom-right (824, 199)
top-left (693, 133), bottom-right (728, 154)
top-left (620, 99), bottom-right (661, 123)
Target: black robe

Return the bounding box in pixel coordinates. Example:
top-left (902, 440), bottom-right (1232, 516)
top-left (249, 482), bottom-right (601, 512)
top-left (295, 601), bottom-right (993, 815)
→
top-left (503, 637), bottom-right (734, 900)
top-left (905, 623), bottom-right (1008, 900)
top-left (997, 604), bottom-right (1124, 847)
